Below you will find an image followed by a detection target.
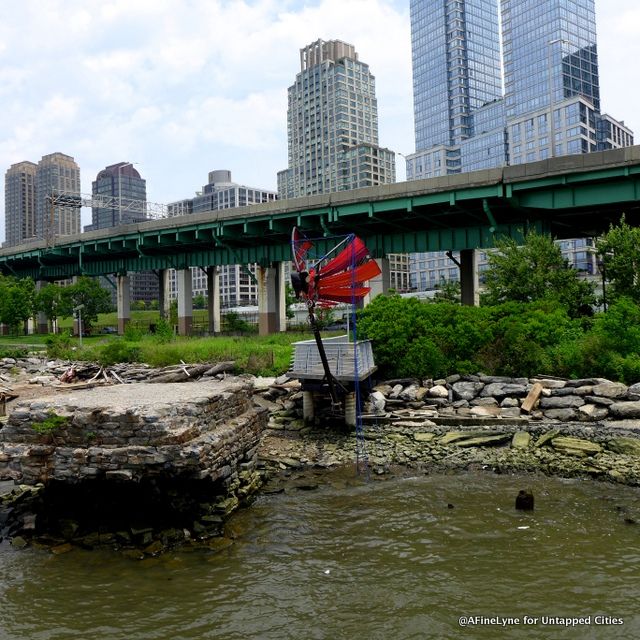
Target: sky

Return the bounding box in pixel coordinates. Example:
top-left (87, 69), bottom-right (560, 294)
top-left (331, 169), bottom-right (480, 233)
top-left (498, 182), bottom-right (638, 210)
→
top-left (0, 0), bottom-right (638, 240)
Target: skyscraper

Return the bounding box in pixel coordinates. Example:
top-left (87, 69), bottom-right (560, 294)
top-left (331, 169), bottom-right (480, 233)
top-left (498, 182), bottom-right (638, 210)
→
top-left (278, 39), bottom-right (396, 199)
top-left (406, 0), bottom-right (633, 292)
top-left (35, 152), bottom-right (81, 242)
top-left (89, 162), bottom-right (155, 304)
top-left (407, 0), bottom-right (633, 180)
top-left (89, 162), bottom-right (147, 230)
top-left (4, 161), bottom-right (37, 247)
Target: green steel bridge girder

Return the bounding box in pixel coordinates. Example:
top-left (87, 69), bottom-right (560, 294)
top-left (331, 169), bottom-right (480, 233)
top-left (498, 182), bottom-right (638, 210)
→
top-left (1, 146), bottom-right (639, 281)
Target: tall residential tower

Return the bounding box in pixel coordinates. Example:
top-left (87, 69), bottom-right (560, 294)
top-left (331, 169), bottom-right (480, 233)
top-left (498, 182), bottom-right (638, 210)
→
top-left (278, 39), bottom-right (396, 198)
top-left (4, 161), bottom-right (37, 247)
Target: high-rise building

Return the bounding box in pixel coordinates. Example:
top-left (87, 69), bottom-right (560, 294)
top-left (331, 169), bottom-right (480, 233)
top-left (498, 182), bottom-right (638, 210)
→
top-left (167, 170), bottom-right (277, 308)
top-left (4, 161), bottom-right (37, 247)
top-left (406, 0), bottom-right (633, 291)
top-left (278, 39), bottom-right (406, 290)
top-left (35, 152), bottom-right (81, 242)
top-left (278, 39), bottom-right (396, 199)
top-left (88, 162), bottom-right (155, 304)
top-left (88, 162), bottom-right (148, 230)
top-left (407, 0), bottom-right (632, 180)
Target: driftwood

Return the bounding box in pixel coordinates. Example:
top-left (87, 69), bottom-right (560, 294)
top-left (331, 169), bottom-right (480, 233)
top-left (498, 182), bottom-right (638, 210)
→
top-left (148, 361), bottom-right (235, 384)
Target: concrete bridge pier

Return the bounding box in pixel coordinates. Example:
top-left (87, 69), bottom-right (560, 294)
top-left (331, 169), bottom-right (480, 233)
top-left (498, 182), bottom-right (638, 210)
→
top-left (176, 269), bottom-right (193, 336)
top-left (460, 249), bottom-right (479, 306)
top-left (117, 275), bottom-right (131, 335)
top-left (158, 269), bottom-right (171, 321)
top-left (207, 266), bottom-right (221, 334)
top-left (258, 262), bottom-right (287, 336)
top-left (366, 257), bottom-right (391, 303)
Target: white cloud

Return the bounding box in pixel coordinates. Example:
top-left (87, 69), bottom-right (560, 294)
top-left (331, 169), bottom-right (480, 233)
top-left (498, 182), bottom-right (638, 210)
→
top-left (0, 0), bottom-right (636, 243)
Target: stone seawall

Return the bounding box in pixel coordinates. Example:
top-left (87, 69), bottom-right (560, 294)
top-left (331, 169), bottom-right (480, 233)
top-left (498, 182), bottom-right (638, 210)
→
top-left (257, 373), bottom-right (640, 486)
top-left (0, 378), bottom-right (267, 552)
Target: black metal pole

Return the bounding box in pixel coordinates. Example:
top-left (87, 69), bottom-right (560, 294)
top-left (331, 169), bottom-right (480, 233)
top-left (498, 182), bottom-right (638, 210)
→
top-left (308, 307), bottom-right (340, 406)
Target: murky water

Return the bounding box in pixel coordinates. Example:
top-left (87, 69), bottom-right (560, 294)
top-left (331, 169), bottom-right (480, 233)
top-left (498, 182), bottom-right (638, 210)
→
top-left (1, 470), bottom-right (639, 639)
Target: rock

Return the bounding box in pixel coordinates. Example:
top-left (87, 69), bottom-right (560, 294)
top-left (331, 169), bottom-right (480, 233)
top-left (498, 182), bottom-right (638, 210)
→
top-left (584, 395), bottom-right (615, 407)
top-left (542, 408), bottom-right (578, 421)
top-left (440, 431), bottom-right (489, 445)
top-left (470, 397), bottom-right (499, 407)
top-left (607, 437), bottom-right (640, 456)
top-left (455, 434), bottom-right (511, 447)
top-left (539, 396), bottom-right (585, 409)
top-left (577, 404), bottom-right (609, 422)
top-left (413, 432), bottom-right (436, 442)
top-left (565, 378), bottom-right (611, 387)
top-left (51, 543), bottom-right (74, 555)
top-left (535, 429), bottom-right (559, 448)
top-left (414, 387), bottom-right (429, 402)
top-left (609, 401), bottom-right (640, 419)
top-left (373, 384), bottom-right (392, 396)
top-left (551, 436), bottom-right (602, 456)
top-left (445, 374), bottom-right (461, 384)
top-left (591, 382), bottom-right (628, 399)
top-left (428, 385), bottom-right (449, 398)
top-left (400, 385), bottom-right (420, 401)
top-left (369, 391), bottom-right (386, 414)
top-left (389, 384), bottom-right (404, 399)
top-left (628, 382), bottom-right (640, 395)
top-left (511, 432), bottom-right (531, 449)
top-left (452, 381), bottom-right (484, 401)
top-left (530, 378), bottom-right (566, 389)
top-left (252, 377), bottom-right (277, 390)
top-left (480, 383), bottom-right (528, 399)
top-left (500, 397), bottom-right (519, 408)
top-left (470, 405), bottom-right (501, 417)
top-left (11, 536), bottom-right (28, 548)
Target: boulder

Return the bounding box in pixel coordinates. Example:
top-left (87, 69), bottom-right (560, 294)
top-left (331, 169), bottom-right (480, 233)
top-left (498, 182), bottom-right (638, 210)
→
top-left (428, 385), bottom-right (449, 398)
top-left (542, 408), bottom-right (578, 421)
top-left (511, 432), bottom-right (531, 449)
top-left (539, 396), bottom-right (585, 409)
top-left (530, 378), bottom-right (566, 389)
top-left (400, 385), bottom-right (420, 401)
top-left (369, 391), bottom-right (386, 414)
top-left (470, 397), bottom-right (499, 407)
top-left (455, 434), bottom-right (511, 447)
top-left (500, 397), bottom-right (519, 408)
top-left (607, 437), bottom-right (640, 456)
top-left (551, 436), bottom-right (602, 456)
top-left (564, 378), bottom-right (611, 387)
top-left (500, 407), bottom-right (522, 418)
top-left (413, 432), bottom-right (436, 443)
top-left (389, 384), bottom-right (404, 399)
top-left (470, 405), bottom-right (502, 417)
top-left (591, 382), bottom-right (628, 399)
top-left (584, 395), bottom-right (615, 407)
top-left (577, 404), bottom-right (609, 422)
top-left (628, 382), bottom-right (640, 396)
top-left (480, 383), bottom-right (528, 399)
top-left (452, 381), bottom-right (484, 401)
top-left (609, 401), bottom-right (640, 420)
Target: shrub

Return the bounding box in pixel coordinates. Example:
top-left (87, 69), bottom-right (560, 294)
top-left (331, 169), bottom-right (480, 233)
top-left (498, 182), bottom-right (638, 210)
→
top-left (98, 340), bottom-right (141, 366)
top-left (46, 334), bottom-right (73, 360)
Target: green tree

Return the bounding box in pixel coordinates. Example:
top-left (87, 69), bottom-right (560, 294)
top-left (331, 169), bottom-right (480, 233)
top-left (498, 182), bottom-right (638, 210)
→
top-left (482, 230), bottom-right (595, 317)
top-left (433, 278), bottom-right (461, 304)
top-left (284, 283), bottom-right (296, 319)
top-left (193, 293), bottom-right (207, 309)
top-left (0, 276), bottom-right (36, 333)
top-left (35, 283), bottom-right (62, 331)
top-left (596, 217), bottom-right (640, 305)
top-left (58, 276), bottom-right (112, 332)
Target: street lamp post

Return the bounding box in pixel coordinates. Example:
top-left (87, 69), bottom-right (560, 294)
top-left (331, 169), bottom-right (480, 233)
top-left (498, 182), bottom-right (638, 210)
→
top-left (74, 304), bottom-right (85, 348)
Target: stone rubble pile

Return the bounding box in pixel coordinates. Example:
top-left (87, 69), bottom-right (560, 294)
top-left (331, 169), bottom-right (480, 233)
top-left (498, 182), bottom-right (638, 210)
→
top-left (364, 374), bottom-right (640, 424)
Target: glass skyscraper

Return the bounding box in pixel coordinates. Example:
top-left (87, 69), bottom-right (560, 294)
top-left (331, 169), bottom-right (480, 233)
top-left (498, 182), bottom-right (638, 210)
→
top-left (407, 0), bottom-right (633, 292)
top-left (407, 0), bottom-right (632, 180)
top-left (4, 161), bottom-right (37, 248)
